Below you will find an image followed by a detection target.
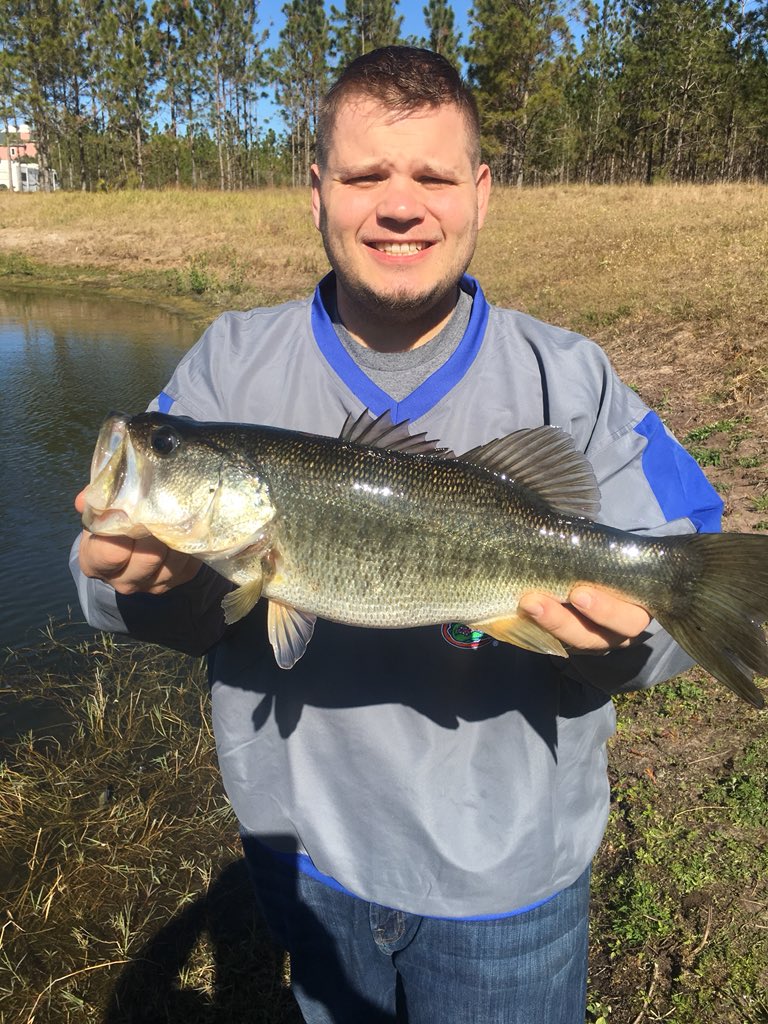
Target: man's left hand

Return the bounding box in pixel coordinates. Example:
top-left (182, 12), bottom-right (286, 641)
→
top-left (517, 587), bottom-right (651, 654)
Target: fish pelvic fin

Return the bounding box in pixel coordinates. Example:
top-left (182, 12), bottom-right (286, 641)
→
top-left (656, 533), bottom-right (768, 709)
top-left (221, 577), bottom-right (264, 625)
top-left (460, 426), bottom-right (601, 518)
top-left (468, 613), bottom-right (569, 658)
top-left (268, 601), bottom-right (317, 669)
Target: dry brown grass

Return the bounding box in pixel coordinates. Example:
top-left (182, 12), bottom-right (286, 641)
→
top-left (2, 184), bottom-right (766, 326)
top-left (0, 189), bottom-right (326, 304)
top-left (0, 632), bottom-right (299, 1024)
top-left (473, 186), bottom-right (768, 460)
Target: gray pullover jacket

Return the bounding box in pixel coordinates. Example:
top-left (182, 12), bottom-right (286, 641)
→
top-left (71, 275), bottom-right (722, 918)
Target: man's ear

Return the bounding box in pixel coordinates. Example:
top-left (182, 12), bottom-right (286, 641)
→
top-left (310, 164), bottom-right (322, 230)
top-left (476, 164), bottom-right (492, 230)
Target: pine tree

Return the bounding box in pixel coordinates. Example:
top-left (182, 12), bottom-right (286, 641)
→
top-left (149, 0), bottom-right (192, 186)
top-left (0, 0), bottom-right (69, 191)
top-left (718, 0), bottom-right (768, 180)
top-left (56, 0), bottom-right (94, 190)
top-left (423, 0), bottom-right (461, 67)
top-left (0, 4), bottom-right (24, 166)
top-left (467, 0), bottom-right (571, 185)
top-left (91, 0), bottom-right (156, 188)
top-left (619, 0), bottom-right (732, 182)
top-left (330, 0), bottom-right (403, 68)
top-left (570, 0), bottom-right (627, 183)
top-left (195, 0), bottom-right (268, 190)
top-left (270, 0), bottom-right (330, 185)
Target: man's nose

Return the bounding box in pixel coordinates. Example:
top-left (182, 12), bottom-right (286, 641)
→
top-left (376, 178), bottom-right (426, 224)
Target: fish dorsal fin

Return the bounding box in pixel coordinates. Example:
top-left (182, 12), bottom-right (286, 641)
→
top-left (460, 426), bottom-right (601, 518)
top-left (340, 409), bottom-right (453, 457)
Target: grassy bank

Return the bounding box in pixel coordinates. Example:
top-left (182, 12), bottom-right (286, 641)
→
top-left (1, 633), bottom-right (298, 1024)
top-left (1, 185), bottom-right (767, 1022)
top-left (2, 185), bottom-right (767, 341)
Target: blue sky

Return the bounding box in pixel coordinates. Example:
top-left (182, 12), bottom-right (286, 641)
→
top-left (256, 0), bottom-right (474, 129)
top-left (258, 0), bottom-right (474, 49)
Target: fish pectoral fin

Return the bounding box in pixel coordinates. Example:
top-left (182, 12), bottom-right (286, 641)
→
top-left (469, 614), bottom-right (569, 658)
top-left (268, 601), bottom-right (317, 669)
top-left (221, 577), bottom-right (264, 625)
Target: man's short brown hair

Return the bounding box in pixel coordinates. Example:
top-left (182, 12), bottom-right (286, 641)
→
top-left (316, 46), bottom-right (481, 170)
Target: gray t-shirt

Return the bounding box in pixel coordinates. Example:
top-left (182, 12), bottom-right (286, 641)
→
top-left (331, 288), bottom-right (473, 401)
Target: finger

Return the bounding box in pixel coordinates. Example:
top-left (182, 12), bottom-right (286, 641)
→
top-left (145, 547), bottom-right (202, 591)
top-left (517, 591), bottom-right (638, 653)
top-left (80, 533), bottom-right (166, 591)
top-left (109, 536), bottom-right (176, 590)
top-left (108, 539), bottom-right (200, 593)
top-left (79, 531), bottom-right (135, 578)
top-left (569, 587), bottom-right (651, 638)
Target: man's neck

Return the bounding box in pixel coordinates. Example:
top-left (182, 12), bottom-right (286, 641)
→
top-left (334, 285), bottom-right (460, 353)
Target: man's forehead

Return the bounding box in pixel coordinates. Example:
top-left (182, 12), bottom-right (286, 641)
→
top-left (333, 94), bottom-right (463, 130)
top-left (326, 97), bottom-right (474, 162)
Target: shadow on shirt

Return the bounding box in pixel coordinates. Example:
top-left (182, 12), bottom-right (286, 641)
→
top-left (102, 836), bottom-right (396, 1022)
top-left (209, 603), bottom-right (635, 750)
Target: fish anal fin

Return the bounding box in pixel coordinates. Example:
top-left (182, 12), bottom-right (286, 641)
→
top-left (460, 426), bottom-right (601, 518)
top-left (221, 577), bottom-right (264, 625)
top-left (268, 601), bottom-right (317, 669)
top-left (469, 614), bottom-right (568, 658)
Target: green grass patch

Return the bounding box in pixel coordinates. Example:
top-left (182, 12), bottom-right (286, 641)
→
top-left (589, 672), bottom-right (768, 1023)
top-left (0, 249), bottom-right (36, 276)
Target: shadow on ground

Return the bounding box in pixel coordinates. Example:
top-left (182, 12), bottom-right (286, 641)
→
top-left (102, 858), bottom-right (301, 1024)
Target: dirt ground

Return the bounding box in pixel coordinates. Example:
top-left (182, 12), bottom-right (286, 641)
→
top-left (584, 312), bottom-right (768, 1022)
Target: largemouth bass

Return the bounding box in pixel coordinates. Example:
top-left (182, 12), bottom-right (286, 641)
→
top-left (81, 410), bottom-right (768, 707)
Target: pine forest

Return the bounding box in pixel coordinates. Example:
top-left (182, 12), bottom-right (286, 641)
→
top-left (1, 0), bottom-right (767, 191)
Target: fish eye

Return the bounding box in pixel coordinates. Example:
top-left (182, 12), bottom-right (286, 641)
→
top-left (150, 426), bottom-right (181, 456)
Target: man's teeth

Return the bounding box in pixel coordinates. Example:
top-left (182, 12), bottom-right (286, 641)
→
top-left (374, 242), bottom-right (427, 254)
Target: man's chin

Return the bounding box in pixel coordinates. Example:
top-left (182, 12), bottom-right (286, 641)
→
top-left (345, 279), bottom-right (459, 324)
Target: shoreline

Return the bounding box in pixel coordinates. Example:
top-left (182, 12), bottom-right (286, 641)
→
top-left (0, 256), bottom-right (225, 329)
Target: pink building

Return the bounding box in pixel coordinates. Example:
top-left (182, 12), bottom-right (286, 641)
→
top-left (0, 124), bottom-right (49, 191)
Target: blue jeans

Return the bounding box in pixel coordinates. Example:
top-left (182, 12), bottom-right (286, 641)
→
top-left (241, 835), bottom-right (590, 1024)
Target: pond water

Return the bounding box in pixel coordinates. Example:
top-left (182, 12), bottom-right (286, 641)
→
top-left (0, 289), bottom-right (200, 653)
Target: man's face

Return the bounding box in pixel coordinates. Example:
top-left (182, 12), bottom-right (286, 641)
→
top-left (311, 98), bottom-right (491, 333)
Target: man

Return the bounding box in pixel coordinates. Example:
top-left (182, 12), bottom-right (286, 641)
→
top-left (72, 47), bottom-right (721, 1023)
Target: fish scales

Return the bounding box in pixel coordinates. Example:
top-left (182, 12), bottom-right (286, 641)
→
top-left (152, 422), bottom-right (690, 628)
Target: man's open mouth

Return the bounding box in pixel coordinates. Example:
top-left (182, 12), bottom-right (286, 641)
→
top-left (370, 241), bottom-right (432, 255)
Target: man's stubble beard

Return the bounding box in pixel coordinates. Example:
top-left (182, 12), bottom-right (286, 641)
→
top-left (318, 207), bottom-right (477, 327)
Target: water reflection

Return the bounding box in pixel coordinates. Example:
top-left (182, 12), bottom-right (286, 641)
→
top-left (0, 289), bottom-right (199, 650)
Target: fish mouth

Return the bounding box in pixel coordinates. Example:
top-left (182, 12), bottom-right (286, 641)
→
top-left (81, 413), bottom-right (151, 538)
top-left (82, 506), bottom-right (151, 538)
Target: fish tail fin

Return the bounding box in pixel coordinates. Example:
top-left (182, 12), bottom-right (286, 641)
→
top-left (656, 533), bottom-right (768, 709)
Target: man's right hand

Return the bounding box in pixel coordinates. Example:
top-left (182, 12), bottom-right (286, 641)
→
top-left (75, 489), bottom-right (201, 595)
